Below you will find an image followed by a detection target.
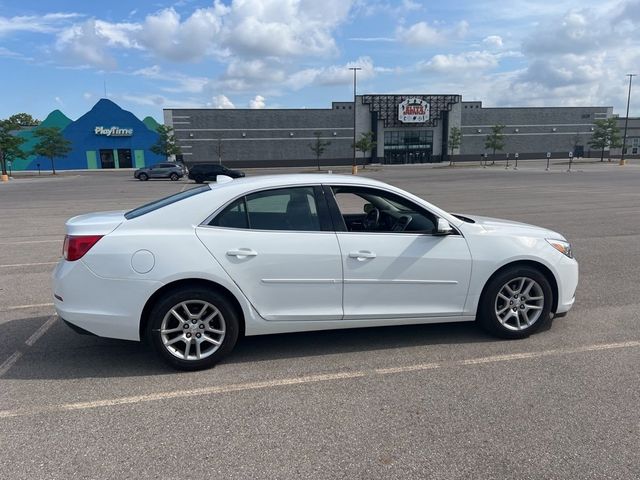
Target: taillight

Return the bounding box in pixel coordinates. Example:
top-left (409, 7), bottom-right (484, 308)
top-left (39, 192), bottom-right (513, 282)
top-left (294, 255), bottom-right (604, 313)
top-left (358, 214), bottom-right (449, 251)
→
top-left (63, 235), bottom-right (103, 261)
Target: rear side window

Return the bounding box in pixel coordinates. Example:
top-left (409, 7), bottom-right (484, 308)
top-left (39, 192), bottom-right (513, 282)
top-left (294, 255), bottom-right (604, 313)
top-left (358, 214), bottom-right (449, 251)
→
top-left (125, 185), bottom-right (209, 220)
top-left (209, 187), bottom-right (326, 231)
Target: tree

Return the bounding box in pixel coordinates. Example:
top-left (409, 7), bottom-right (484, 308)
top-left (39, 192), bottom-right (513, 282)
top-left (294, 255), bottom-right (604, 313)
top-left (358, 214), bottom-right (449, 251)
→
top-left (8, 113), bottom-right (40, 127)
top-left (308, 132), bottom-right (331, 171)
top-left (484, 124), bottom-right (505, 164)
top-left (32, 127), bottom-right (72, 175)
top-left (0, 119), bottom-right (27, 176)
top-left (150, 125), bottom-right (181, 159)
top-left (448, 127), bottom-right (462, 166)
top-left (354, 131), bottom-right (376, 168)
top-left (588, 118), bottom-right (622, 162)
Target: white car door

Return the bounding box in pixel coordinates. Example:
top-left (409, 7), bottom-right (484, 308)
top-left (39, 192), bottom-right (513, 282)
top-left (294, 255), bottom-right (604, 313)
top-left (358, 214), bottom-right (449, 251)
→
top-left (196, 186), bottom-right (343, 321)
top-left (327, 185), bottom-right (472, 319)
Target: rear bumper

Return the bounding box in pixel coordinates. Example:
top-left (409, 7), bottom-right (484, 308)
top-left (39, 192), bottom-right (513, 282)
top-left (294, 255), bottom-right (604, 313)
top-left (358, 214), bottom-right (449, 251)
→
top-left (52, 260), bottom-right (161, 341)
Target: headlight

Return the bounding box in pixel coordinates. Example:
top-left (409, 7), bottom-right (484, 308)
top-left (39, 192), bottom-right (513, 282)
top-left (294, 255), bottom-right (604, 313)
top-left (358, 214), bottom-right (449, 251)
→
top-left (546, 239), bottom-right (573, 258)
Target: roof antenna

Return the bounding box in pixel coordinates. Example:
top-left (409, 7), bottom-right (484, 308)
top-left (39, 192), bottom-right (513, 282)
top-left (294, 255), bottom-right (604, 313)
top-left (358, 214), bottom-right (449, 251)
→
top-left (103, 79), bottom-right (107, 98)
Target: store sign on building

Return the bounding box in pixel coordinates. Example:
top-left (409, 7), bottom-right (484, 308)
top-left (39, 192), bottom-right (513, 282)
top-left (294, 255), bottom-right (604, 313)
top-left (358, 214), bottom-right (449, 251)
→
top-left (94, 126), bottom-right (134, 137)
top-left (398, 98), bottom-right (430, 123)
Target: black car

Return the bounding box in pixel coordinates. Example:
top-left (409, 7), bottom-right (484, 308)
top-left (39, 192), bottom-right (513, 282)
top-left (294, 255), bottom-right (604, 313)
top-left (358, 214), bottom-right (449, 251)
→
top-left (134, 162), bottom-right (185, 181)
top-left (188, 164), bottom-right (245, 183)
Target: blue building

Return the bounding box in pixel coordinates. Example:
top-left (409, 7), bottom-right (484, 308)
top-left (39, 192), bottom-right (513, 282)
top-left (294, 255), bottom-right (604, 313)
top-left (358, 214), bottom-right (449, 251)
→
top-left (25, 98), bottom-right (163, 171)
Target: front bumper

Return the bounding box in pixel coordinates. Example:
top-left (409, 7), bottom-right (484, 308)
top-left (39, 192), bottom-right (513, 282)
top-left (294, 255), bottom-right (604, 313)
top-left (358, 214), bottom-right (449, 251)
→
top-left (554, 255), bottom-right (578, 314)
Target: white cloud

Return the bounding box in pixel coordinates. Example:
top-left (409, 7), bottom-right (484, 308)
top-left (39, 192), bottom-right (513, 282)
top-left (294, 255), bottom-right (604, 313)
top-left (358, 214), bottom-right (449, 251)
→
top-left (55, 19), bottom-right (118, 69)
top-left (0, 12), bottom-right (82, 36)
top-left (286, 56), bottom-right (378, 90)
top-left (133, 65), bottom-right (209, 93)
top-left (482, 35), bottom-right (503, 48)
top-left (420, 51), bottom-right (499, 73)
top-left (396, 19), bottom-right (469, 47)
top-left (209, 94), bottom-right (235, 109)
top-left (220, 0), bottom-right (353, 58)
top-left (249, 95), bottom-right (266, 109)
top-left (397, 22), bottom-right (442, 47)
top-left (137, 7), bottom-right (224, 62)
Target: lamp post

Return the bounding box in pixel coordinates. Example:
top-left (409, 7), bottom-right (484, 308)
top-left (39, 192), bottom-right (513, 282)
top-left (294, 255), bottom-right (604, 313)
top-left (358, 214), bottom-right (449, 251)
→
top-left (620, 73), bottom-right (636, 166)
top-left (349, 66), bottom-right (361, 175)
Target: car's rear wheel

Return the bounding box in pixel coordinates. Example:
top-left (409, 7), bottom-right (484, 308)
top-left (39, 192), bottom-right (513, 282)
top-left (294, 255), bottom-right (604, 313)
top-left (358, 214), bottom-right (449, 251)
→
top-left (170, 172), bottom-right (179, 181)
top-left (194, 175), bottom-right (204, 184)
top-left (478, 266), bottom-right (553, 339)
top-left (148, 287), bottom-right (240, 370)
top-left (139, 173), bottom-right (149, 181)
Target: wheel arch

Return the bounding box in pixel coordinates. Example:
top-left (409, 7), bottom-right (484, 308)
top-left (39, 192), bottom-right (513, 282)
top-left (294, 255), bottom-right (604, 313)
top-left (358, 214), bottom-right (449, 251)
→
top-left (478, 260), bottom-right (559, 315)
top-left (139, 278), bottom-right (245, 340)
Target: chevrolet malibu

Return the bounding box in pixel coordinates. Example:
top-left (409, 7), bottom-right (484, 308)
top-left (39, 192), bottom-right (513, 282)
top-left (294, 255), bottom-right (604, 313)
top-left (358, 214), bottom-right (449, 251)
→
top-left (53, 175), bottom-right (578, 370)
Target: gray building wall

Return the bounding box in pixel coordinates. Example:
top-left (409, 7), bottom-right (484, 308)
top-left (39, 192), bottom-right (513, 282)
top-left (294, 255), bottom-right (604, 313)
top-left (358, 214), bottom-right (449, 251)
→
top-left (612, 117), bottom-right (640, 158)
top-left (165, 104), bottom-right (354, 167)
top-left (164, 98), bottom-right (616, 167)
top-left (459, 102), bottom-right (614, 160)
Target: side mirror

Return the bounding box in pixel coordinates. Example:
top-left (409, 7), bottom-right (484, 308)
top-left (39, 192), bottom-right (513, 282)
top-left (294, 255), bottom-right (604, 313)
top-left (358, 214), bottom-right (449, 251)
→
top-left (436, 218), bottom-right (453, 235)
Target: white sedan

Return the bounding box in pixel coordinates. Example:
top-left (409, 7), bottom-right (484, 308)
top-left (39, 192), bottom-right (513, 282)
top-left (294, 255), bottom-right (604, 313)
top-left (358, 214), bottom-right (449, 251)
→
top-left (53, 174), bottom-right (578, 370)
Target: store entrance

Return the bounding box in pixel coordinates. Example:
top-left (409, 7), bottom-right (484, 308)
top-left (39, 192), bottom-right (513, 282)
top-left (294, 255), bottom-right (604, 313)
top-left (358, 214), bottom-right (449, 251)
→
top-left (117, 149), bottom-right (132, 168)
top-left (99, 149), bottom-right (115, 169)
top-left (383, 130), bottom-right (435, 164)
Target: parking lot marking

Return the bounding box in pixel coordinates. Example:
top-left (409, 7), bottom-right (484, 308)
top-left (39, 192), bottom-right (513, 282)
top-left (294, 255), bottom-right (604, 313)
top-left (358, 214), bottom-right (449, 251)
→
top-left (3, 303), bottom-right (54, 312)
top-left (0, 352), bottom-right (22, 377)
top-left (0, 262), bottom-right (58, 269)
top-left (25, 316), bottom-right (58, 347)
top-left (0, 340), bottom-right (638, 419)
top-left (0, 239), bottom-right (60, 245)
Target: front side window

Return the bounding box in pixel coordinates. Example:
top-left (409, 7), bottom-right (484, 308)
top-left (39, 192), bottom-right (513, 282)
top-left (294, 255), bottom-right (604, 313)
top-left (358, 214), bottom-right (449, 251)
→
top-left (330, 186), bottom-right (437, 234)
top-left (210, 187), bottom-right (322, 231)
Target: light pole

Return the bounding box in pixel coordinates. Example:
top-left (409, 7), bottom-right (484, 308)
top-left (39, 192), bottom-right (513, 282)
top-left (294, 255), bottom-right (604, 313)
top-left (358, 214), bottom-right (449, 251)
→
top-left (620, 73), bottom-right (636, 166)
top-left (349, 67), bottom-right (361, 175)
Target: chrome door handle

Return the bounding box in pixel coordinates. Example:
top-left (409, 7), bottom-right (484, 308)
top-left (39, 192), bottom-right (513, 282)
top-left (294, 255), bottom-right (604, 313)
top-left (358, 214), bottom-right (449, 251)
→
top-left (349, 250), bottom-right (376, 260)
top-left (226, 248), bottom-right (258, 258)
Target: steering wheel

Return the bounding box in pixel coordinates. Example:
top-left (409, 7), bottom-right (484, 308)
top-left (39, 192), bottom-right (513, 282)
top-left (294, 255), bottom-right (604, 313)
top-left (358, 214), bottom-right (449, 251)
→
top-left (362, 207), bottom-right (380, 230)
top-left (391, 215), bottom-right (413, 232)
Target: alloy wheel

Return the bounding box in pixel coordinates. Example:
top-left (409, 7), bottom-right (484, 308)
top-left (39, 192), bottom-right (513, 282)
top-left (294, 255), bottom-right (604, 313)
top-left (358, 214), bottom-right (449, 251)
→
top-left (160, 300), bottom-right (226, 361)
top-left (494, 277), bottom-right (545, 331)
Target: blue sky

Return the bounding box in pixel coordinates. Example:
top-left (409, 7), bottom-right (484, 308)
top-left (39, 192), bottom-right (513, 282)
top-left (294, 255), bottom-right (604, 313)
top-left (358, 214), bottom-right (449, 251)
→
top-left (1, 0), bottom-right (639, 122)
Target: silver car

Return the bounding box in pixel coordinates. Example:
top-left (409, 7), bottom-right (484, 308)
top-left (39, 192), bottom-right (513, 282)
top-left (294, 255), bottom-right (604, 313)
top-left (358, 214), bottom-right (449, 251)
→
top-left (134, 162), bottom-right (185, 181)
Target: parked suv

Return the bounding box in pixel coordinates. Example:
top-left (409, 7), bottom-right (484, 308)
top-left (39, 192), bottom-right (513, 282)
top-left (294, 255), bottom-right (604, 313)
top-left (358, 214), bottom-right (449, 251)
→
top-left (188, 163), bottom-right (245, 183)
top-left (134, 162), bottom-right (185, 181)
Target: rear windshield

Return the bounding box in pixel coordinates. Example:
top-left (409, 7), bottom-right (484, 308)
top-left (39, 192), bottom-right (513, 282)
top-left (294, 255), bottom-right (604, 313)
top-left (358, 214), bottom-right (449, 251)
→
top-left (125, 185), bottom-right (209, 220)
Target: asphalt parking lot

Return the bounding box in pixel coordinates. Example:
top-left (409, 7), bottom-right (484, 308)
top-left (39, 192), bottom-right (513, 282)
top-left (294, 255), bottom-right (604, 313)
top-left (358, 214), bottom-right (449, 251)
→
top-left (1, 160), bottom-right (639, 479)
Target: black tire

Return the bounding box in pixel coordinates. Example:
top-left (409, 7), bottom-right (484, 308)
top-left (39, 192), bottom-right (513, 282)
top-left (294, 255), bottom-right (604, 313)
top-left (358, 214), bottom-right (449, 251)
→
top-left (170, 172), bottom-right (179, 181)
top-left (477, 266), bottom-right (553, 339)
top-left (139, 173), bottom-right (149, 181)
top-left (147, 286), bottom-right (240, 370)
top-left (194, 175), bottom-right (204, 184)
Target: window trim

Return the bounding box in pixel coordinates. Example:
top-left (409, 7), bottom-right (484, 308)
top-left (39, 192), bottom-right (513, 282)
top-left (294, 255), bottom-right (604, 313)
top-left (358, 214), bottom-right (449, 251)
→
top-left (323, 184), bottom-right (461, 236)
top-left (202, 184), bottom-right (333, 233)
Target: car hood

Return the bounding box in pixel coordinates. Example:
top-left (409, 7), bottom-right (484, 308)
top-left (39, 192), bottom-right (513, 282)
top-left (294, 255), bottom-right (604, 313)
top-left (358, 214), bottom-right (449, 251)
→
top-left (456, 214), bottom-right (564, 240)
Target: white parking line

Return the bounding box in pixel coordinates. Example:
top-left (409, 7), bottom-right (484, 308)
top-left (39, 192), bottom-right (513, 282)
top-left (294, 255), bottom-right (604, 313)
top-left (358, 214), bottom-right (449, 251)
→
top-left (0, 262), bottom-right (58, 268)
top-left (25, 316), bottom-right (58, 347)
top-left (3, 303), bottom-right (54, 312)
top-left (0, 352), bottom-right (22, 377)
top-left (0, 240), bottom-right (59, 245)
top-left (0, 340), bottom-right (638, 419)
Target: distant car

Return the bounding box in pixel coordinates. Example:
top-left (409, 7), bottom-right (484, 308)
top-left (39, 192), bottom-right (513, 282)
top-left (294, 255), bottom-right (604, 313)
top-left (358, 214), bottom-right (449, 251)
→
top-left (188, 163), bottom-right (245, 183)
top-left (134, 163), bottom-right (184, 181)
top-left (53, 174), bottom-right (577, 370)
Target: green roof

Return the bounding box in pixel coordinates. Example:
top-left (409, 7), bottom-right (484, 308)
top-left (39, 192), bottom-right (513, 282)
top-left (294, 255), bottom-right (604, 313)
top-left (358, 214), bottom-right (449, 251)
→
top-left (143, 116), bottom-right (161, 132)
top-left (12, 110), bottom-right (72, 170)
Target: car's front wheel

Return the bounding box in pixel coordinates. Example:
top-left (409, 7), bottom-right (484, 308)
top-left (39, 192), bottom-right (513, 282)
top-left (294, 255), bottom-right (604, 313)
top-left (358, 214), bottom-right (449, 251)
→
top-left (170, 172), bottom-right (179, 181)
top-left (478, 266), bottom-right (553, 339)
top-left (194, 175), bottom-right (204, 184)
top-left (148, 287), bottom-right (240, 370)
